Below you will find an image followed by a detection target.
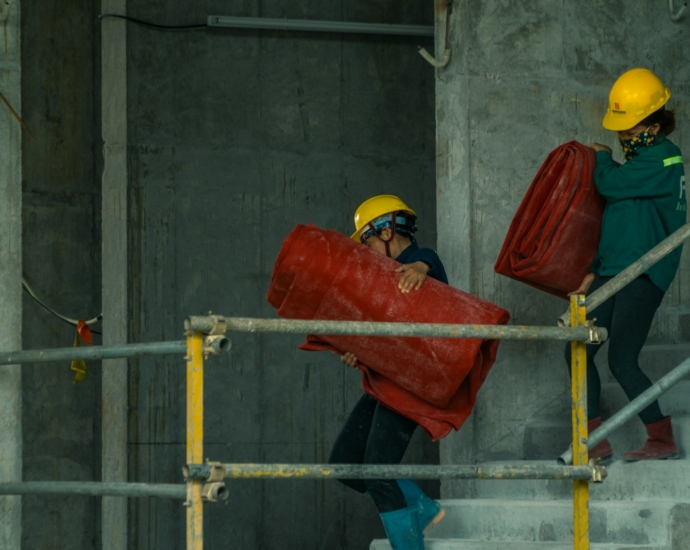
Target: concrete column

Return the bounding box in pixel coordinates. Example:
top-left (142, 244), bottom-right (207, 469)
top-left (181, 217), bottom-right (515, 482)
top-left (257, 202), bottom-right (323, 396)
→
top-left (0, 0), bottom-right (22, 547)
top-left (435, 0), bottom-right (477, 498)
top-left (101, 1), bottom-right (128, 549)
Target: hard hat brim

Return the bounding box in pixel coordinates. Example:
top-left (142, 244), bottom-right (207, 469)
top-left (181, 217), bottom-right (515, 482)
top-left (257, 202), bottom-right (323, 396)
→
top-left (602, 111), bottom-right (644, 131)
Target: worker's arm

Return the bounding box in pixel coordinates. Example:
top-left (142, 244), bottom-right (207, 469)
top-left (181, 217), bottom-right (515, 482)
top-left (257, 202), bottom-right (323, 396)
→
top-left (593, 150), bottom-right (673, 201)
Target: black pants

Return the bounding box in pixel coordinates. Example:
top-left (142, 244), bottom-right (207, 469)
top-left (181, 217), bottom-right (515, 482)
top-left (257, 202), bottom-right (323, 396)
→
top-left (564, 274), bottom-right (665, 424)
top-left (328, 393), bottom-right (418, 513)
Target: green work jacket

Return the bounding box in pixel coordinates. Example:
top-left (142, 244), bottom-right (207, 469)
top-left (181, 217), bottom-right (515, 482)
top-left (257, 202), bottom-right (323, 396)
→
top-left (591, 134), bottom-right (686, 292)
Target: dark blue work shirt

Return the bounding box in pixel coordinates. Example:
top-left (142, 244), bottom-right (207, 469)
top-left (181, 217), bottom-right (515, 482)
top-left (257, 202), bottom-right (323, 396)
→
top-left (396, 241), bottom-right (448, 284)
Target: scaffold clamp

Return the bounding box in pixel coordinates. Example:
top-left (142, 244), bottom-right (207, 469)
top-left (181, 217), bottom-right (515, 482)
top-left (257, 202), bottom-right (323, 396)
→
top-left (205, 461), bottom-right (226, 482)
top-left (589, 459), bottom-right (607, 483)
top-left (585, 320), bottom-right (603, 345)
top-left (204, 335), bottom-right (231, 355)
top-left (201, 482), bottom-right (228, 503)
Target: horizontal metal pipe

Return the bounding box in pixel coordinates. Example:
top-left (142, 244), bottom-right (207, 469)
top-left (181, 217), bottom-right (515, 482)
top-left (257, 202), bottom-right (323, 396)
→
top-left (186, 463), bottom-right (595, 481)
top-left (558, 222), bottom-right (690, 326)
top-left (0, 482), bottom-right (187, 499)
top-left (559, 354), bottom-right (690, 465)
top-left (0, 341), bottom-right (186, 365)
top-left (185, 317), bottom-right (607, 342)
top-left (207, 15), bottom-right (434, 37)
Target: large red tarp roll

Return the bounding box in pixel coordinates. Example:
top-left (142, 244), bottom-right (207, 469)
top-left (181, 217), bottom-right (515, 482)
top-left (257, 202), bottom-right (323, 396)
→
top-left (267, 224), bottom-right (510, 441)
top-left (494, 141), bottom-right (605, 299)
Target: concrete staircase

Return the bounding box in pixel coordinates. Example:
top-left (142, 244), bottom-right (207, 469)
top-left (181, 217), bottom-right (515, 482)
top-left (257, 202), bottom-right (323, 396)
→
top-left (371, 345), bottom-right (690, 550)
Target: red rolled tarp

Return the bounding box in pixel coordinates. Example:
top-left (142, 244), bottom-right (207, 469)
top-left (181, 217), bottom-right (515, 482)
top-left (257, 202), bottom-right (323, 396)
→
top-left (494, 141), bottom-right (605, 299)
top-left (267, 224), bottom-right (510, 441)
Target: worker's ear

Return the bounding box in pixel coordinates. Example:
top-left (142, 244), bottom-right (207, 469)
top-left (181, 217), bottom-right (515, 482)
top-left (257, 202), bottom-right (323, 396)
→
top-left (379, 227), bottom-right (393, 241)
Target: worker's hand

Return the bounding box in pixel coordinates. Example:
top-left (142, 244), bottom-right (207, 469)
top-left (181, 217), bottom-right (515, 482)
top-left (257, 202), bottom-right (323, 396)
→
top-left (395, 261), bottom-right (430, 293)
top-left (341, 352), bottom-right (358, 368)
top-left (588, 143), bottom-right (612, 154)
top-left (568, 273), bottom-right (595, 296)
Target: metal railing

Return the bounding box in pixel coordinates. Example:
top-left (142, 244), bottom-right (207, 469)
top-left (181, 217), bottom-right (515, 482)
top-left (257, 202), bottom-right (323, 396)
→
top-left (557, 221), bottom-right (690, 466)
top-left (0, 315), bottom-right (605, 550)
top-left (4, 222), bottom-right (690, 550)
top-left (558, 221), bottom-right (690, 326)
top-left (181, 310), bottom-right (602, 550)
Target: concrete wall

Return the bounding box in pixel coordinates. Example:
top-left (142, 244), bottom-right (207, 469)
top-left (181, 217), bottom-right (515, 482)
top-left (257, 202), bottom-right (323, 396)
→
top-left (435, 0), bottom-right (690, 495)
top-left (125, 1), bottom-right (436, 548)
top-left (1, 0), bottom-right (23, 547)
top-left (21, 0), bottom-right (102, 547)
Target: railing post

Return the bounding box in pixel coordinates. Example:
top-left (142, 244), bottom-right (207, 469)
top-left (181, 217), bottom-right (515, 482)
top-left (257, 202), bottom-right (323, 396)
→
top-left (571, 294), bottom-right (589, 550)
top-left (186, 331), bottom-right (204, 550)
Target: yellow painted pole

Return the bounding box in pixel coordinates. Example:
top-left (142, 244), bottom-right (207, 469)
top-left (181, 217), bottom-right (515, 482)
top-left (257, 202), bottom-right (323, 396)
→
top-left (186, 331), bottom-right (204, 550)
top-left (570, 294), bottom-right (589, 550)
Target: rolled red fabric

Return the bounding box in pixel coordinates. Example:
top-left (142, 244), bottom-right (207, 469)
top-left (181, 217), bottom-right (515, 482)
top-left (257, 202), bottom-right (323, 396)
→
top-left (494, 141), bottom-right (605, 299)
top-left (267, 224), bottom-right (510, 441)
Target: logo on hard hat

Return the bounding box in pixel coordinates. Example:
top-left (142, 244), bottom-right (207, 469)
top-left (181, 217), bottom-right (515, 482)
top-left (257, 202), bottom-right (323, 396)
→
top-left (614, 102), bottom-right (620, 109)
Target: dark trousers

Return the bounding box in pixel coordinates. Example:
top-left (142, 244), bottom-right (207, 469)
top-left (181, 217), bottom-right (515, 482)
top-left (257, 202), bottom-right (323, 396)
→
top-left (564, 274), bottom-right (665, 424)
top-left (328, 393), bottom-right (418, 513)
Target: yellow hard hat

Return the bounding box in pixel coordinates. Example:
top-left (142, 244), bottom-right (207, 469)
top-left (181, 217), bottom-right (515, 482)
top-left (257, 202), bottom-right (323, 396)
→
top-left (350, 195), bottom-right (416, 241)
top-left (602, 68), bottom-right (671, 131)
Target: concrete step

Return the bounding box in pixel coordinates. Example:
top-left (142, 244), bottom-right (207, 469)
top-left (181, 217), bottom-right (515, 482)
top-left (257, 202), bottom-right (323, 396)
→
top-left (424, 499), bottom-right (673, 545)
top-left (371, 539), bottom-right (668, 549)
top-left (523, 411), bottom-right (690, 461)
top-left (474, 460), bottom-right (690, 501)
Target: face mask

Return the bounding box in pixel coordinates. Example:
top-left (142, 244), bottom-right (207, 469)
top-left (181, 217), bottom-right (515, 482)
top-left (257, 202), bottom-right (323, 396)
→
top-left (619, 127), bottom-right (657, 160)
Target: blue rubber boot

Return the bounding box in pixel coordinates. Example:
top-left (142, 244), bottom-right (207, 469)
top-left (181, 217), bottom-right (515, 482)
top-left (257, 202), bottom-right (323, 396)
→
top-left (379, 505), bottom-right (424, 550)
top-left (397, 479), bottom-right (445, 531)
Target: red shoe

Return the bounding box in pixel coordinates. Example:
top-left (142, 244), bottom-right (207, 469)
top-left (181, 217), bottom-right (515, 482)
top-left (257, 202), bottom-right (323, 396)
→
top-left (588, 417), bottom-right (613, 461)
top-left (623, 416), bottom-right (680, 462)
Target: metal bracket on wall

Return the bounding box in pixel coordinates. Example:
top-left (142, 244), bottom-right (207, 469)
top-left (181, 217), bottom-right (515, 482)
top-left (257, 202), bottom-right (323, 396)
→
top-left (0, 2), bottom-right (9, 22)
top-left (670, 0), bottom-right (688, 21)
top-left (419, 0), bottom-right (452, 69)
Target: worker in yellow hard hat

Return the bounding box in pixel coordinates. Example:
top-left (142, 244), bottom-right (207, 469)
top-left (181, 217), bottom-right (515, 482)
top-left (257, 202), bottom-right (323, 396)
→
top-left (567, 68), bottom-right (685, 462)
top-left (350, 194), bottom-right (447, 292)
top-left (330, 195), bottom-right (448, 548)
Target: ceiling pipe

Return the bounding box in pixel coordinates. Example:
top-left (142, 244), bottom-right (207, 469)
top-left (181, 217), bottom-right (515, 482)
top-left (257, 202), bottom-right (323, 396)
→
top-left (207, 15), bottom-right (433, 37)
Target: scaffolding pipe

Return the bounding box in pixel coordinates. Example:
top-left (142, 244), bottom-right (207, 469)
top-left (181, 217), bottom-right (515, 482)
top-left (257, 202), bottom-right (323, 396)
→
top-left (184, 317), bottom-right (607, 343)
top-left (207, 15), bottom-right (434, 37)
top-left (0, 482), bottom-right (187, 499)
top-left (0, 341), bottom-right (186, 365)
top-left (570, 294), bottom-right (590, 549)
top-left (184, 462), bottom-right (599, 481)
top-left (558, 222), bottom-right (690, 326)
top-left (559, 354), bottom-right (690, 465)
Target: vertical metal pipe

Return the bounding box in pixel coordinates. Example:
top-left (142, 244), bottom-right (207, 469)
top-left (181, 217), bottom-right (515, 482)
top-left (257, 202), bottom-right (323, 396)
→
top-left (186, 332), bottom-right (204, 550)
top-left (570, 295), bottom-right (590, 550)
top-left (0, 0), bottom-right (23, 545)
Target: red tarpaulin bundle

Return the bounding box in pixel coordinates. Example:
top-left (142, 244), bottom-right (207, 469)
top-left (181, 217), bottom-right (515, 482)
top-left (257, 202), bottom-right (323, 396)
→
top-left (267, 224), bottom-right (510, 441)
top-left (494, 141), bottom-right (605, 299)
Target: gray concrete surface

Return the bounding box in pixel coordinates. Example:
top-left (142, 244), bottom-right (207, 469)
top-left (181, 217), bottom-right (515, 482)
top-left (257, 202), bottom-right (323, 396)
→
top-left (435, 0), bottom-right (690, 495)
top-left (125, 1), bottom-right (436, 549)
top-left (101, 1), bottom-right (128, 549)
top-left (0, 0), bottom-right (23, 547)
top-left (20, 0), bottom-right (102, 548)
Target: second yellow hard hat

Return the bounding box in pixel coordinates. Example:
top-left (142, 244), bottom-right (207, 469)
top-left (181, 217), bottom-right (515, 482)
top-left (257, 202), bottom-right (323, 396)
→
top-left (602, 68), bottom-right (671, 131)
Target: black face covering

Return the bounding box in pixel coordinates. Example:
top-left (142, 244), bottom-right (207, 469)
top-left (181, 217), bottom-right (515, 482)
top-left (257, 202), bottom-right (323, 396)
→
top-left (619, 127), bottom-right (658, 160)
